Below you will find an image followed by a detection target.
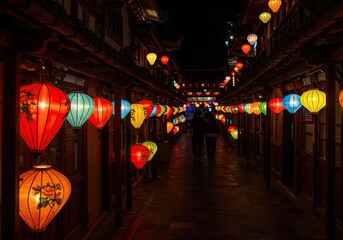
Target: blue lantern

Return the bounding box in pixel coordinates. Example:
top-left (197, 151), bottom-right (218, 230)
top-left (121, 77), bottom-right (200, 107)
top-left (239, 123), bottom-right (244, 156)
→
top-left (67, 92), bottom-right (94, 129)
top-left (150, 105), bottom-right (157, 117)
top-left (282, 94), bottom-right (302, 114)
top-left (112, 99), bottom-right (131, 119)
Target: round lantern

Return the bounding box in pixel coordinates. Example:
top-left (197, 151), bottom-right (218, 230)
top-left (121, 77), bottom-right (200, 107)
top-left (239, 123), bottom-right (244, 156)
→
top-left (259, 101), bottom-right (267, 115)
top-left (112, 99), bottom-right (131, 119)
top-left (166, 121), bottom-right (173, 133)
top-left (247, 33), bottom-right (258, 45)
top-left (150, 105), bottom-right (157, 117)
top-left (268, 0), bottom-right (282, 13)
top-left (259, 12), bottom-right (271, 23)
top-left (227, 125), bottom-right (237, 133)
top-left (236, 62), bottom-right (243, 71)
top-left (244, 103), bottom-right (253, 114)
top-left (139, 99), bottom-right (154, 119)
top-left (89, 97), bottom-right (113, 130)
top-left (282, 94), bottom-right (302, 114)
top-left (19, 165), bottom-right (71, 232)
top-left (146, 52), bottom-right (157, 65)
top-left (251, 102), bottom-right (262, 115)
top-left (161, 55), bottom-right (169, 65)
top-left (173, 126), bottom-right (180, 135)
top-left (142, 140), bottom-right (158, 161)
top-left (130, 104), bottom-right (146, 129)
top-left (20, 83), bottom-right (71, 154)
top-left (131, 144), bottom-right (150, 169)
top-left (268, 98), bottom-right (285, 115)
top-left (67, 92), bottom-right (94, 130)
top-left (242, 44), bottom-right (251, 55)
top-left (300, 89), bottom-right (326, 114)
top-left (238, 103), bottom-right (245, 113)
top-left (339, 90), bottom-right (343, 108)
top-left (230, 129), bottom-right (238, 139)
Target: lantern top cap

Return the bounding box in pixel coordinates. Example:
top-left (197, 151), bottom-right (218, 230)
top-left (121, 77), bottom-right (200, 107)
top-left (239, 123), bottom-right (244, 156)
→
top-left (33, 165), bottom-right (52, 171)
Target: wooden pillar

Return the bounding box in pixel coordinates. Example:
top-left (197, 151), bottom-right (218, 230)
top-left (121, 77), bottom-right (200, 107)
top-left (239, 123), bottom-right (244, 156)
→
top-left (1, 48), bottom-right (20, 240)
top-left (125, 88), bottom-right (132, 210)
top-left (237, 108), bottom-right (241, 156)
top-left (264, 88), bottom-right (271, 188)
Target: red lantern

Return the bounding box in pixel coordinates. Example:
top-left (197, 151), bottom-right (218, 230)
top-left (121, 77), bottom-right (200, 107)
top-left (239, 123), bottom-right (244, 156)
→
top-left (161, 55), bottom-right (169, 65)
top-left (154, 105), bottom-right (162, 116)
top-left (242, 44), bottom-right (251, 55)
top-left (20, 83), bottom-right (71, 154)
top-left (173, 126), bottom-right (180, 135)
top-left (268, 98), bottom-right (285, 115)
top-left (227, 126), bottom-right (237, 133)
top-left (221, 116), bottom-right (226, 124)
top-left (139, 99), bottom-right (154, 119)
top-left (89, 97), bottom-right (113, 130)
top-left (131, 144), bottom-right (150, 169)
top-left (165, 105), bottom-right (174, 119)
top-left (235, 62), bottom-right (243, 71)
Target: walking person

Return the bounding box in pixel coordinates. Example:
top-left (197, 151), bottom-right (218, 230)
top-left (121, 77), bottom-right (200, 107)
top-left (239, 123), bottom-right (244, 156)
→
top-left (190, 109), bottom-right (205, 160)
top-left (205, 113), bottom-right (219, 161)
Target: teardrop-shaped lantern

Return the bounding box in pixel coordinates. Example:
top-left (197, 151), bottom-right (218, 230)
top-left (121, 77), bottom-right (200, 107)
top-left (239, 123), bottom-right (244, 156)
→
top-left (282, 94), bottom-right (302, 114)
top-left (130, 104), bottom-right (146, 129)
top-left (112, 99), bottom-right (131, 119)
top-left (139, 99), bottom-right (154, 119)
top-left (131, 144), bottom-right (150, 169)
top-left (230, 129), bottom-right (238, 139)
top-left (259, 101), bottom-right (267, 115)
top-left (339, 90), bottom-right (343, 108)
top-left (247, 33), bottom-right (258, 45)
top-left (20, 83), bottom-right (71, 154)
top-left (259, 12), bottom-right (271, 23)
top-left (67, 92), bottom-right (94, 130)
top-left (244, 103), bottom-right (253, 114)
top-left (173, 126), bottom-right (180, 135)
top-left (160, 55), bottom-right (169, 65)
top-left (236, 62), bottom-right (243, 71)
top-left (221, 116), bottom-right (226, 124)
top-left (165, 105), bottom-right (174, 119)
top-left (89, 97), bottom-right (113, 130)
top-left (166, 121), bottom-right (173, 133)
top-left (147, 52), bottom-right (157, 65)
top-left (242, 44), bottom-right (251, 55)
top-left (268, 98), bottom-right (285, 115)
top-left (252, 102), bottom-right (262, 115)
top-left (19, 165), bottom-right (71, 232)
top-left (142, 140), bottom-right (158, 161)
top-left (227, 125), bottom-right (237, 133)
top-left (300, 89), bottom-right (326, 114)
top-left (268, 0), bottom-right (282, 13)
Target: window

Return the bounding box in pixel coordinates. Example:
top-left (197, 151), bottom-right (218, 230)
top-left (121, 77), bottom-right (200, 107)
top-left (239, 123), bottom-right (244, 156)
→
top-left (108, 8), bottom-right (123, 45)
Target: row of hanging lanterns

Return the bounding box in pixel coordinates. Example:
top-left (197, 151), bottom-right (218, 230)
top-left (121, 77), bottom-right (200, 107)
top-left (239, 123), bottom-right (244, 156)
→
top-left (259, 0), bottom-right (282, 24)
top-left (146, 52), bottom-right (169, 65)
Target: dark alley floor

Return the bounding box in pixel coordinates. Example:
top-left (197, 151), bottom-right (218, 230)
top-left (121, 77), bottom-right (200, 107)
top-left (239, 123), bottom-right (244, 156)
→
top-left (83, 134), bottom-right (341, 240)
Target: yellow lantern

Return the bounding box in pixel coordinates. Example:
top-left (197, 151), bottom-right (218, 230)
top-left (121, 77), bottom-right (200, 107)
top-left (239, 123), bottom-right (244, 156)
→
top-left (166, 121), bottom-right (173, 133)
top-left (142, 140), bottom-right (158, 161)
top-left (130, 103), bottom-right (146, 129)
top-left (251, 102), bottom-right (262, 115)
top-left (268, 0), bottom-right (282, 13)
top-left (230, 129), bottom-right (238, 139)
top-left (300, 89), bottom-right (326, 113)
top-left (146, 52), bottom-right (157, 65)
top-left (259, 12), bottom-right (271, 24)
top-left (244, 103), bottom-right (253, 114)
top-left (19, 165), bottom-right (71, 232)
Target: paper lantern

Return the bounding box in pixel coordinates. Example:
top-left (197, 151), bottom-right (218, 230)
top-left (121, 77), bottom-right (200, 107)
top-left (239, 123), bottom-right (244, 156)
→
top-left (252, 102), bottom-right (262, 115)
top-left (244, 103), bottom-right (253, 114)
top-left (242, 44), bottom-right (251, 55)
top-left (268, 98), bottom-right (285, 115)
top-left (238, 103), bottom-right (245, 113)
top-left (221, 116), bottom-right (226, 124)
top-left (20, 83), bottom-right (71, 154)
top-left (89, 97), bottom-right (113, 130)
top-left (259, 101), bottom-right (267, 115)
top-left (146, 52), bottom-right (157, 65)
top-left (300, 89), bottom-right (326, 114)
top-left (166, 121), bottom-right (173, 133)
top-left (230, 129), bottom-right (238, 139)
top-left (173, 126), bottom-right (180, 135)
top-left (19, 165), bottom-right (71, 232)
top-left (157, 105), bottom-right (167, 117)
top-left (247, 33), bottom-right (258, 45)
top-left (142, 140), bottom-right (158, 161)
top-left (131, 144), bottom-right (150, 169)
top-left (236, 62), bottom-right (243, 71)
top-left (227, 125), bottom-right (237, 133)
top-left (165, 105), bottom-right (174, 119)
top-left (139, 99), bottom-right (154, 119)
top-left (259, 12), bottom-right (271, 23)
top-left (268, 0), bottom-right (282, 13)
top-left (112, 99), bottom-right (131, 119)
top-left (150, 105), bottom-right (157, 117)
top-left (154, 105), bottom-right (162, 117)
top-left (67, 92), bottom-right (94, 130)
top-left (282, 94), bottom-right (302, 113)
top-left (130, 104), bottom-right (146, 129)
top-left (161, 55), bottom-right (169, 65)
top-left (339, 90), bottom-right (343, 108)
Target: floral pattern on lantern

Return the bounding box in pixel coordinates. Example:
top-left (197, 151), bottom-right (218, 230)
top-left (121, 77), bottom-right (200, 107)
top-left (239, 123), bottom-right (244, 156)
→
top-left (130, 104), bottom-right (146, 129)
top-left (139, 99), bottom-right (154, 119)
top-left (89, 97), bottom-right (113, 130)
top-left (142, 141), bottom-right (158, 161)
top-left (300, 89), bottom-right (326, 114)
top-left (67, 92), bottom-right (94, 130)
top-left (131, 144), bottom-right (150, 169)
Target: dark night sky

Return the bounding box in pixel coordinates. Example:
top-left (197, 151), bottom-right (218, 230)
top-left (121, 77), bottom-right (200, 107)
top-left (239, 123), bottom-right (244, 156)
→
top-left (157, 0), bottom-right (245, 69)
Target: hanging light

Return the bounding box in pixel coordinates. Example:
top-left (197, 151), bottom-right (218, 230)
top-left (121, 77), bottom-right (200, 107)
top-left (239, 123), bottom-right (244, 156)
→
top-left (244, 103), bottom-right (253, 114)
top-left (142, 140), bottom-right (158, 161)
top-left (221, 116), bottom-right (226, 124)
top-left (259, 12), bottom-right (271, 23)
top-left (149, 105), bottom-right (157, 117)
top-left (227, 125), bottom-right (237, 133)
top-left (251, 102), bottom-right (262, 115)
top-left (139, 99), bottom-right (154, 119)
top-left (165, 105), bottom-right (174, 119)
top-left (19, 165), bottom-right (71, 232)
top-left (247, 34), bottom-right (258, 45)
top-left (20, 83), bottom-right (71, 154)
top-left (282, 94), bottom-right (302, 114)
top-left (235, 62), bottom-right (243, 71)
top-left (160, 55), bottom-right (169, 65)
top-left (131, 144), bottom-right (150, 169)
top-left (154, 105), bottom-right (162, 117)
top-left (67, 92), bottom-right (94, 130)
top-left (146, 52), bottom-right (157, 65)
top-left (339, 90), bottom-right (343, 108)
top-left (300, 89), bottom-right (326, 114)
top-left (157, 105), bottom-right (166, 117)
top-left (166, 121), bottom-right (173, 133)
top-left (173, 126), bottom-right (180, 135)
top-left (230, 129), bottom-right (238, 139)
top-left (89, 97), bottom-right (113, 130)
top-left (130, 103), bottom-right (146, 129)
top-left (268, 0), bottom-right (282, 13)
top-left (112, 99), bottom-right (131, 119)
top-left (242, 44), bottom-right (251, 55)
top-left (238, 103), bottom-right (245, 113)
top-left (259, 101), bottom-right (267, 115)
top-left (268, 98), bottom-right (285, 115)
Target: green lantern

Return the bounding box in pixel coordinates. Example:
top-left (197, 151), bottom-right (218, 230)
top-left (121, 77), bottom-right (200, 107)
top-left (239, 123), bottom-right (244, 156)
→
top-left (142, 140), bottom-right (158, 161)
top-left (259, 101), bottom-right (267, 115)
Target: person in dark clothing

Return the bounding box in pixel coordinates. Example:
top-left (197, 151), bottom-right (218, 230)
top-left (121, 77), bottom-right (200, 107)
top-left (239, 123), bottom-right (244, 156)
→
top-left (190, 109), bottom-right (205, 159)
top-left (205, 113), bottom-right (219, 161)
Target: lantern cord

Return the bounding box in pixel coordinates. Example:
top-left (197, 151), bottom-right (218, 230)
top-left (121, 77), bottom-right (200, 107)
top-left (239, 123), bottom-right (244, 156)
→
top-left (34, 154), bottom-right (52, 166)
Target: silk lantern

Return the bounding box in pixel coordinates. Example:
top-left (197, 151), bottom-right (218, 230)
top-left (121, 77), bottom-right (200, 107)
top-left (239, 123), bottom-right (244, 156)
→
top-left (165, 105), bottom-right (174, 119)
top-left (259, 101), bottom-right (267, 115)
top-left (268, 98), bottom-right (285, 115)
top-left (154, 105), bottom-right (162, 117)
top-left (149, 105), bottom-right (157, 117)
top-left (131, 144), bottom-right (150, 169)
top-left (245, 103), bottom-right (253, 114)
top-left (157, 105), bottom-right (166, 117)
top-left (112, 99), bottom-right (131, 119)
top-left (89, 97), bottom-right (113, 130)
top-left (268, 0), bottom-right (282, 13)
top-left (146, 52), bottom-right (157, 65)
top-left (19, 165), bottom-right (71, 232)
top-left (236, 62), bottom-right (243, 71)
top-left (283, 94), bottom-right (302, 113)
top-left (20, 83), bottom-right (71, 154)
top-left (161, 55), bottom-right (169, 65)
top-left (300, 89), bottom-right (326, 113)
top-left (339, 90), bottom-right (343, 108)
top-left (139, 99), bottom-right (154, 119)
top-left (173, 126), bottom-right (180, 135)
top-left (259, 12), bottom-right (271, 23)
top-left (166, 121), bottom-right (173, 133)
top-left (67, 92), bottom-right (94, 129)
top-left (238, 103), bottom-right (245, 113)
top-left (142, 140), bottom-right (158, 161)
top-left (242, 44), bottom-right (251, 55)
top-left (227, 125), bottom-right (237, 133)
top-left (247, 33), bottom-right (258, 45)
top-left (130, 104), bottom-right (146, 129)
top-left (252, 102), bottom-right (262, 115)
top-left (230, 129), bottom-right (238, 139)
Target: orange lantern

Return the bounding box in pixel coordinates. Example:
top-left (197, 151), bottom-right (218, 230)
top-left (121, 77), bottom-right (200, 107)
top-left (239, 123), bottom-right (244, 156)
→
top-left (20, 83), bottom-right (71, 154)
top-left (268, 98), bottom-right (285, 115)
top-left (252, 102), bottom-right (262, 115)
top-left (235, 62), bottom-right (243, 71)
top-left (19, 165), bottom-right (71, 232)
top-left (268, 0), bottom-right (282, 13)
top-left (139, 99), bottom-right (154, 119)
top-left (241, 44), bottom-right (251, 55)
top-left (161, 55), bottom-right (169, 65)
top-left (339, 90), bottom-right (343, 108)
top-left (130, 104), bottom-right (146, 129)
top-left (89, 97), bottom-right (113, 130)
top-left (166, 121), bottom-right (173, 133)
top-left (131, 144), bottom-right (150, 169)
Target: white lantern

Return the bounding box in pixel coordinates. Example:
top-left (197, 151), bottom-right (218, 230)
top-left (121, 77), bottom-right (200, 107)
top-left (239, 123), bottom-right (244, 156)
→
top-left (247, 34), bottom-right (258, 45)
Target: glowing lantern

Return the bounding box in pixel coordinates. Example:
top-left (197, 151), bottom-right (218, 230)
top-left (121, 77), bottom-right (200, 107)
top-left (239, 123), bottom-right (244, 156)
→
top-left (244, 103), bottom-right (253, 114)
top-left (20, 83), bottom-right (71, 154)
top-left (236, 62), bottom-right (243, 71)
top-left (130, 104), bottom-right (146, 129)
top-left (139, 99), bottom-right (154, 119)
top-left (300, 89), bottom-right (326, 114)
top-left (339, 90), bottom-right (343, 108)
top-left (142, 140), bottom-right (158, 161)
top-left (173, 126), bottom-right (180, 135)
top-left (150, 105), bottom-right (157, 117)
top-left (146, 52), bottom-right (157, 65)
top-left (164, 105), bottom-right (174, 119)
top-left (230, 129), bottom-right (238, 139)
top-left (89, 97), bottom-right (113, 130)
top-left (154, 105), bottom-right (162, 117)
top-left (268, 0), bottom-right (282, 13)
top-left (238, 103), bottom-right (245, 113)
top-left (268, 98), bottom-right (285, 115)
top-left (259, 12), bottom-right (271, 23)
top-left (131, 144), bottom-right (150, 169)
top-left (221, 116), bottom-right (226, 124)
top-left (227, 125), bottom-right (237, 133)
top-left (161, 55), bottom-right (169, 65)
top-left (19, 165), bottom-right (71, 232)
top-left (166, 121), bottom-right (173, 133)
top-left (282, 94), bottom-right (302, 113)
top-left (259, 101), bottom-right (267, 115)
top-left (242, 44), bottom-right (251, 55)
top-left (252, 102), bottom-right (262, 115)
top-left (66, 92), bottom-right (94, 130)
top-left (157, 105), bottom-right (166, 117)
top-left (112, 99), bottom-right (131, 119)
top-left (247, 34), bottom-right (258, 45)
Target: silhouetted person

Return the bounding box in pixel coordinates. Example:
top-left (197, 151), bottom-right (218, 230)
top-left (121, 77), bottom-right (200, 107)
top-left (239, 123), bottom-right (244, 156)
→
top-left (190, 109), bottom-right (205, 159)
top-left (205, 113), bottom-right (219, 161)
